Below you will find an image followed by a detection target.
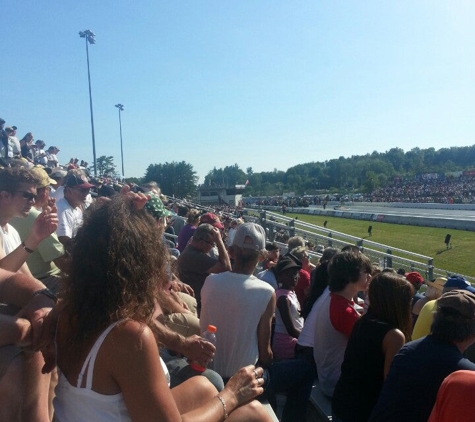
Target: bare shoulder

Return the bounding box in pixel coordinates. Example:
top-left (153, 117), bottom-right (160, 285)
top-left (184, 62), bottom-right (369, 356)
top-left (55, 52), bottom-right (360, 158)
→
top-left (383, 328), bottom-right (405, 350)
top-left (106, 320), bottom-right (156, 352)
top-left (102, 320), bottom-right (160, 379)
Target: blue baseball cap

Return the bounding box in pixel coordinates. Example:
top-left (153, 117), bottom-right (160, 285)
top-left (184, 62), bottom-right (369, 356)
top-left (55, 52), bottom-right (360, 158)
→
top-left (443, 276), bottom-right (475, 293)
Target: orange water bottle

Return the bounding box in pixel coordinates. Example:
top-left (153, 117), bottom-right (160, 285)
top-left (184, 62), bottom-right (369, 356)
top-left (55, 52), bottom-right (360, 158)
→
top-left (190, 324), bottom-right (217, 372)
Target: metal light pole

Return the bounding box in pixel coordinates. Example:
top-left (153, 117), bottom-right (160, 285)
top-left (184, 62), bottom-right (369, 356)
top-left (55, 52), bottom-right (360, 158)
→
top-left (78, 30), bottom-right (97, 177)
top-left (115, 104), bottom-right (125, 178)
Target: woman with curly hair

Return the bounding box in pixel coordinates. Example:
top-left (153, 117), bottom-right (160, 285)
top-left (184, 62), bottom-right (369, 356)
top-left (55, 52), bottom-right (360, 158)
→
top-left (332, 272), bottom-right (414, 422)
top-left (53, 195), bottom-right (271, 422)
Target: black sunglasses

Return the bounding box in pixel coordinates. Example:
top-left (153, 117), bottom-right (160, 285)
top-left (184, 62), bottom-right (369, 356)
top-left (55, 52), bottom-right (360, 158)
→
top-left (15, 191), bottom-right (37, 201)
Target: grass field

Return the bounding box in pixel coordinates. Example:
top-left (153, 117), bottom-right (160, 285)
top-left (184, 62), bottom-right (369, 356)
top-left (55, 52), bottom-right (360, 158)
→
top-left (276, 213), bottom-right (474, 277)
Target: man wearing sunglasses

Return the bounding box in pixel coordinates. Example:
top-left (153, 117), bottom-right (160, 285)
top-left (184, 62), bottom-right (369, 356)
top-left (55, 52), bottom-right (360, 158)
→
top-left (177, 223), bottom-right (231, 315)
top-left (11, 166), bottom-right (70, 292)
top-left (56, 170), bottom-right (94, 250)
top-left (0, 166), bottom-right (58, 276)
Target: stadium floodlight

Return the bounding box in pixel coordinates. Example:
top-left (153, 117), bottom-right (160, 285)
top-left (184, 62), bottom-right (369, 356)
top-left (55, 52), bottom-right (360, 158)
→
top-left (79, 29), bottom-right (97, 176)
top-left (115, 104), bottom-right (125, 178)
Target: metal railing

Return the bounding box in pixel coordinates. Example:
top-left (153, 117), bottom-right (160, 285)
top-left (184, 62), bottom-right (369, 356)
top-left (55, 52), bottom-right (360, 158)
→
top-left (246, 209), bottom-right (474, 283)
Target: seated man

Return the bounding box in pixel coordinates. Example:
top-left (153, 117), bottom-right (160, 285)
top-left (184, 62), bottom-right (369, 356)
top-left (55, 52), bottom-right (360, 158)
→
top-left (56, 170), bottom-right (94, 250)
top-left (200, 223), bottom-right (315, 422)
top-left (0, 268), bottom-right (57, 421)
top-left (313, 250), bottom-right (373, 397)
top-left (0, 166), bottom-right (58, 276)
top-left (10, 166), bottom-right (69, 291)
top-left (369, 290), bottom-right (475, 422)
top-left (177, 223), bottom-right (231, 313)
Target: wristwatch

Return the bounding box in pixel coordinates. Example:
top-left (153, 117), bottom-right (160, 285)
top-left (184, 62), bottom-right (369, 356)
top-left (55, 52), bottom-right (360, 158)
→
top-left (32, 288), bottom-right (58, 303)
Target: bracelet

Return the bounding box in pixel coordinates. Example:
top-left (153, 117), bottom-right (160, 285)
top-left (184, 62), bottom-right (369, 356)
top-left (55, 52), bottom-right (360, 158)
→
top-left (21, 242), bottom-right (35, 253)
top-left (216, 395), bottom-right (228, 420)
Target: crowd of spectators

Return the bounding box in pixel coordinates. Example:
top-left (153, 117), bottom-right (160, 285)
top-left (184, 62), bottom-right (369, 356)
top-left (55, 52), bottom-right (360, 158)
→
top-left (2, 115), bottom-right (475, 421)
top-left (365, 176), bottom-right (475, 204)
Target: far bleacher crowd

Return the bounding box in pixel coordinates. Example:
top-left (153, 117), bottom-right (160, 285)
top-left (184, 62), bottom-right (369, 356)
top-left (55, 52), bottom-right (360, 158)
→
top-left (1, 116), bottom-right (475, 422)
top-left (365, 176), bottom-right (475, 204)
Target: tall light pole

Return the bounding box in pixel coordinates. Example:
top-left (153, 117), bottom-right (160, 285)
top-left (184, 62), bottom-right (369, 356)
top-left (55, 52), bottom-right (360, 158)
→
top-left (115, 104), bottom-right (125, 178)
top-left (78, 30), bottom-right (97, 177)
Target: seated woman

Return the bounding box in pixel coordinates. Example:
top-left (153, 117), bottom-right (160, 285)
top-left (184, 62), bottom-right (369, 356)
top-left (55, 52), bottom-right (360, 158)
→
top-left (332, 272), bottom-right (414, 422)
top-left (53, 195), bottom-right (272, 422)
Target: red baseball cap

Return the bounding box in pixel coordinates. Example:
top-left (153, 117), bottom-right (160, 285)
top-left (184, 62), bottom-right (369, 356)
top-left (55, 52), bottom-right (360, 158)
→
top-left (199, 213), bottom-right (224, 229)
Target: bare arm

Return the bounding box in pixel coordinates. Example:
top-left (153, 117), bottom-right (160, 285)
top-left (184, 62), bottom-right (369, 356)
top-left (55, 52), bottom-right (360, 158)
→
top-left (382, 328), bottom-right (405, 378)
top-left (113, 322), bottom-right (265, 422)
top-left (0, 268), bottom-right (47, 308)
top-left (257, 292), bottom-right (276, 367)
top-left (276, 295), bottom-right (301, 338)
top-left (0, 209), bottom-right (58, 274)
top-left (0, 314), bottom-right (31, 347)
top-left (207, 228), bottom-right (231, 274)
top-left (153, 317), bottom-right (215, 364)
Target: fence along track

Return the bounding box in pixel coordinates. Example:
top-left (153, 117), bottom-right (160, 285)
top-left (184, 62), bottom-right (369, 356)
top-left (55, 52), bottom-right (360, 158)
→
top-left (248, 209), bottom-right (474, 284)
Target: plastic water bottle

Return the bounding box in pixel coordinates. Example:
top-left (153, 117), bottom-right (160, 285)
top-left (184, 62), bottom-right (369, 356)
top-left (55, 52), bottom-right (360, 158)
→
top-left (190, 324), bottom-right (217, 372)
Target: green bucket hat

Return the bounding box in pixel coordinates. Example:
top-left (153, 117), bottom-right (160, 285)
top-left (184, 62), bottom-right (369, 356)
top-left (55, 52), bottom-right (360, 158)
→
top-left (144, 194), bottom-right (172, 220)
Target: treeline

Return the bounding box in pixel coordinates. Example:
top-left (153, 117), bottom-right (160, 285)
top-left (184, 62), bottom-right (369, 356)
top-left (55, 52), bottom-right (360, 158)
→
top-left (131, 145), bottom-right (475, 198)
top-left (203, 146), bottom-right (475, 197)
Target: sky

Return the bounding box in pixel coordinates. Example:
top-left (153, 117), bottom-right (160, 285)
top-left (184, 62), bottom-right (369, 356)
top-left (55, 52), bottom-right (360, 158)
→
top-left (2, 1), bottom-right (474, 183)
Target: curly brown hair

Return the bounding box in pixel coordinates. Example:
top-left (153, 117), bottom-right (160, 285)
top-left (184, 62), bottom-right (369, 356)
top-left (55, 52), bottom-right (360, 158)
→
top-left (61, 195), bottom-right (169, 349)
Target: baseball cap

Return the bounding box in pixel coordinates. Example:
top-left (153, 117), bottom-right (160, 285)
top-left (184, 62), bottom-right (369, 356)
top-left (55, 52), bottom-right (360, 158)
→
top-left (199, 213), bottom-right (224, 229)
top-left (443, 276), bottom-right (475, 293)
top-left (405, 272), bottom-right (425, 286)
top-left (437, 290), bottom-right (475, 320)
top-left (65, 173), bottom-right (94, 189)
top-left (30, 166), bottom-right (57, 188)
top-left (232, 222), bottom-right (266, 251)
top-left (276, 256), bottom-right (302, 274)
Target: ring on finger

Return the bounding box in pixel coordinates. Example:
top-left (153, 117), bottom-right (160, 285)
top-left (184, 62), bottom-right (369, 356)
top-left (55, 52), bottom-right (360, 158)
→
top-left (253, 369), bottom-right (259, 379)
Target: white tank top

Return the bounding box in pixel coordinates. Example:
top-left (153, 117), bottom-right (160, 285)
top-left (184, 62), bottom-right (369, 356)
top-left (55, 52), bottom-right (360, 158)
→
top-left (54, 320), bottom-right (170, 422)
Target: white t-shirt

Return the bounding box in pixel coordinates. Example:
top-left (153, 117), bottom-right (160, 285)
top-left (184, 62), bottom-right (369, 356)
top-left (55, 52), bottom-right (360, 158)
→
top-left (56, 197), bottom-right (83, 239)
top-left (200, 271), bottom-right (274, 378)
top-left (257, 269), bottom-right (278, 290)
top-left (297, 287), bottom-right (330, 348)
top-left (0, 223), bottom-right (22, 254)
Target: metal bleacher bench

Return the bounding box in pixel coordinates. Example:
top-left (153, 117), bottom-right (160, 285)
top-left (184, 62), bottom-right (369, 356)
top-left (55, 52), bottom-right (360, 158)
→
top-left (309, 380), bottom-right (332, 421)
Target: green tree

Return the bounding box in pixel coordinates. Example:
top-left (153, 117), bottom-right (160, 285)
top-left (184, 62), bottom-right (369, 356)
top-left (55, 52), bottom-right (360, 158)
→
top-left (91, 155), bottom-right (117, 177)
top-left (144, 161), bottom-right (198, 198)
top-left (203, 164), bottom-right (247, 187)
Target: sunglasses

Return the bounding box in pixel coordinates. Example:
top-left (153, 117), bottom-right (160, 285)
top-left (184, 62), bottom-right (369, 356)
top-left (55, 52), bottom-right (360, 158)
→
top-left (15, 191), bottom-right (37, 201)
top-left (202, 238), bottom-right (215, 247)
top-left (73, 186), bottom-right (91, 193)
